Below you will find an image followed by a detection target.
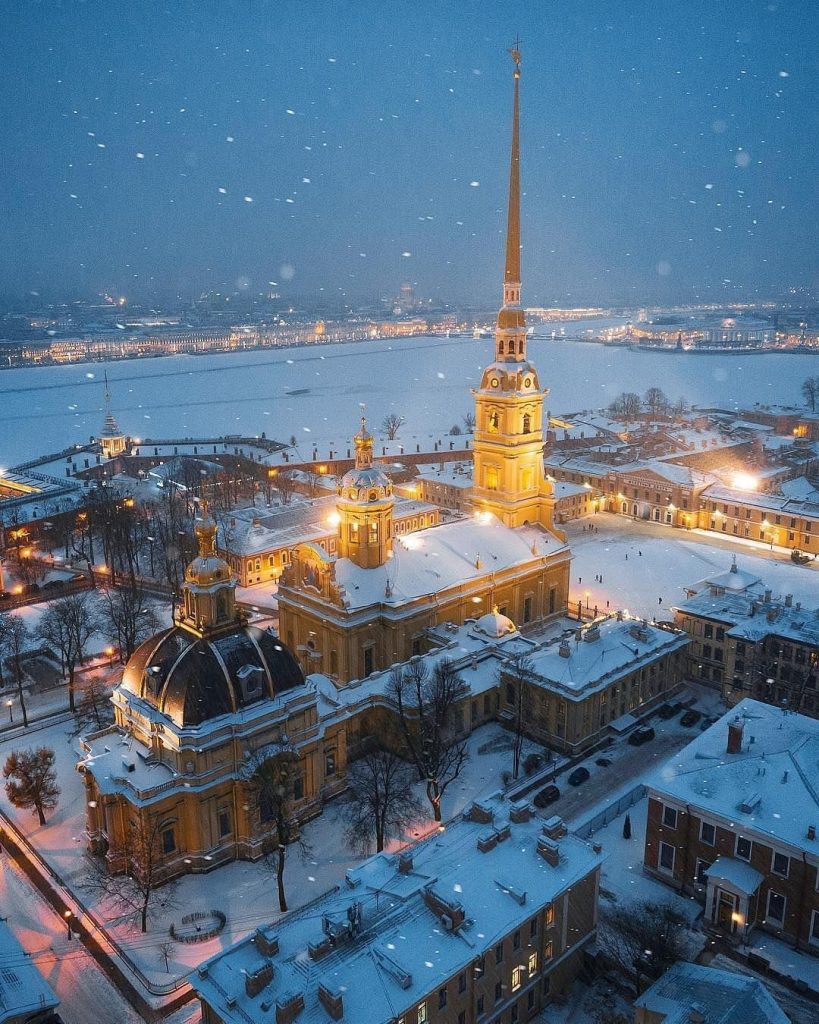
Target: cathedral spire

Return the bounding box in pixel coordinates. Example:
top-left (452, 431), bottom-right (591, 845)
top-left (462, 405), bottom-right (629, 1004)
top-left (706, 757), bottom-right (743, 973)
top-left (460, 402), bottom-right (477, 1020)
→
top-left (495, 41), bottom-right (527, 363)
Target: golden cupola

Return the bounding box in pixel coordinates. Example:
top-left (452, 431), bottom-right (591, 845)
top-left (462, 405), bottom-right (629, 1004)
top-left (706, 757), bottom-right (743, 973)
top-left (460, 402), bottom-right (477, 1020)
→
top-left (336, 416), bottom-right (394, 568)
top-left (179, 503), bottom-right (242, 634)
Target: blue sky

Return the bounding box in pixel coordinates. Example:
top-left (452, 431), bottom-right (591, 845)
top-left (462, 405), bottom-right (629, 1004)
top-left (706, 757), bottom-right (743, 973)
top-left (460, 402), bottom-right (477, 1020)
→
top-left (1, 0), bottom-right (815, 305)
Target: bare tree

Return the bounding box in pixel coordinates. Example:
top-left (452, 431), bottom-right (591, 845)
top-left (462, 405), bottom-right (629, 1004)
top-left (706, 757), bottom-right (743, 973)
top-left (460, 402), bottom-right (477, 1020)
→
top-left (3, 747), bottom-right (60, 825)
top-left (643, 386), bottom-right (670, 419)
top-left (343, 747), bottom-right (424, 853)
top-left (802, 376), bottom-right (819, 413)
top-left (243, 745), bottom-right (300, 912)
top-left (0, 612), bottom-right (30, 728)
top-left (671, 396), bottom-right (689, 420)
top-left (275, 469), bottom-right (296, 506)
top-left (157, 940), bottom-right (175, 973)
top-left (97, 585), bottom-right (160, 661)
top-left (38, 593), bottom-right (98, 713)
top-left (387, 657), bottom-right (469, 822)
top-left (462, 411), bottom-right (476, 434)
top-left (381, 413), bottom-right (405, 440)
top-left (74, 673), bottom-right (114, 733)
top-left (598, 899), bottom-right (689, 988)
top-left (607, 392), bottom-right (642, 424)
top-left (500, 652), bottom-right (539, 780)
top-left (84, 813), bottom-right (177, 933)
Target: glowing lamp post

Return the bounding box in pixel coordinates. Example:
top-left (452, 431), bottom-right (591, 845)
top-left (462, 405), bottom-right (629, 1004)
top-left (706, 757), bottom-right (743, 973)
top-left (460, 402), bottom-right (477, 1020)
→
top-left (64, 909), bottom-right (73, 940)
top-left (5, 699), bottom-right (12, 724)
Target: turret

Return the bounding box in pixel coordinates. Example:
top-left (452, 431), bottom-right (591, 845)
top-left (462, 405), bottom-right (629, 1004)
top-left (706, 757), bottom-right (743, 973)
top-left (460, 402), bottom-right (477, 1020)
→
top-left (336, 417), bottom-right (394, 568)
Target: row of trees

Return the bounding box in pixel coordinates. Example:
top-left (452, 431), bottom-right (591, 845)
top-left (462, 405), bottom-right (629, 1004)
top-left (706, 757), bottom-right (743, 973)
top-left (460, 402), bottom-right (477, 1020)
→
top-left (0, 588), bottom-right (160, 724)
top-left (608, 387), bottom-right (689, 423)
top-left (802, 375), bottom-right (819, 412)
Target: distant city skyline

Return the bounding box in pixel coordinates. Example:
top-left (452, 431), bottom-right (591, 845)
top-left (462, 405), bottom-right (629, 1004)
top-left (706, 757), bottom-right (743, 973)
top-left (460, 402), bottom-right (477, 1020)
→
top-left (1, 1), bottom-right (815, 307)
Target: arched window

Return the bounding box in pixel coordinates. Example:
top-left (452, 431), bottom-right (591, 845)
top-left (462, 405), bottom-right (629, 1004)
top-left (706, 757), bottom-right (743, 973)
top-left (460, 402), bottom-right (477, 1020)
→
top-left (518, 339), bottom-right (524, 353)
top-left (507, 340), bottom-right (515, 354)
top-left (488, 410), bottom-right (499, 433)
top-left (522, 413), bottom-right (531, 434)
top-left (216, 592), bottom-right (228, 621)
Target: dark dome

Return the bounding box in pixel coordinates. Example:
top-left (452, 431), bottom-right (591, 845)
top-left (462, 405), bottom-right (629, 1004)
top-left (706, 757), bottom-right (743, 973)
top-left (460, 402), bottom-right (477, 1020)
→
top-left (121, 624), bottom-right (304, 727)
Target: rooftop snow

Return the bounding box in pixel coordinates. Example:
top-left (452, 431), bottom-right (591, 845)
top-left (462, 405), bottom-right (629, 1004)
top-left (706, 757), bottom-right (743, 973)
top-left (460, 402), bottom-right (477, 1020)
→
top-left (645, 699), bottom-right (819, 855)
top-left (0, 920), bottom-right (59, 1021)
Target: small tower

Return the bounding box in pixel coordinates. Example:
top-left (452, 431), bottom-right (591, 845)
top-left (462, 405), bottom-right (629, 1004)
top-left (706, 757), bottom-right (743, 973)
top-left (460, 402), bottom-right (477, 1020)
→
top-left (99, 372), bottom-right (126, 459)
top-left (471, 44), bottom-right (556, 531)
top-left (336, 417), bottom-right (394, 568)
top-left (178, 503), bottom-right (243, 635)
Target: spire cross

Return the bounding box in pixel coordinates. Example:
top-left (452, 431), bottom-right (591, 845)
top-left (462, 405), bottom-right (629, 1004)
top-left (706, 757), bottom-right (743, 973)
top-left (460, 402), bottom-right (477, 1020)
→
top-left (509, 35), bottom-right (522, 69)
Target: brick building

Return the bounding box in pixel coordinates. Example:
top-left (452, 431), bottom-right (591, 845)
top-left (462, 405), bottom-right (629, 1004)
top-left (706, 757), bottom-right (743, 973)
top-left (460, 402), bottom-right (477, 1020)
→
top-left (191, 797), bottom-right (603, 1024)
top-left (644, 700), bottom-right (819, 952)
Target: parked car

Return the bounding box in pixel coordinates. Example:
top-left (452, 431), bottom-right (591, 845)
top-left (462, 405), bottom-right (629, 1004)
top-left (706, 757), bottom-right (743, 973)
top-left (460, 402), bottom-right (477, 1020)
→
top-left (568, 766), bottom-right (590, 786)
top-left (699, 716), bottom-right (716, 731)
top-left (533, 784), bottom-right (560, 808)
top-left (595, 757), bottom-right (612, 767)
top-left (657, 703), bottom-right (676, 720)
top-left (680, 709), bottom-right (702, 727)
top-left (628, 726), bottom-right (656, 746)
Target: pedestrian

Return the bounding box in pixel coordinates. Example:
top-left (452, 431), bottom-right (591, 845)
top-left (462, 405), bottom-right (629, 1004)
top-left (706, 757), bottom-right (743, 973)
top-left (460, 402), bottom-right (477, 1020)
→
top-left (606, 599), bottom-right (610, 608)
top-left (600, 575), bottom-right (603, 584)
top-left (578, 577), bottom-right (582, 584)
top-left (658, 596), bottom-right (663, 605)
top-left (639, 550), bottom-right (642, 557)
top-left (625, 553), bottom-right (628, 561)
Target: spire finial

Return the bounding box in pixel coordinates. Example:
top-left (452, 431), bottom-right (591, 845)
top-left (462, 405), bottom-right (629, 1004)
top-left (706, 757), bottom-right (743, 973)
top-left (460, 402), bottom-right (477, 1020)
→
top-left (504, 40), bottom-right (521, 288)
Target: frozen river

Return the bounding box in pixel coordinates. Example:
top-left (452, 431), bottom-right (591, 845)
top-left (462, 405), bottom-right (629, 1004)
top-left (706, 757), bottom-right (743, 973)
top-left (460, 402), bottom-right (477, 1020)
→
top-left (0, 330), bottom-right (816, 466)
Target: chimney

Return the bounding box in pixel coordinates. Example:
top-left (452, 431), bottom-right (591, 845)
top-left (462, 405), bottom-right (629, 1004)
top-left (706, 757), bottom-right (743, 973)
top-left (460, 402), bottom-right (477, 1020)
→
top-left (559, 639), bottom-right (571, 659)
top-left (245, 963), bottom-right (274, 999)
top-left (275, 991), bottom-right (305, 1024)
top-left (317, 982), bottom-right (344, 1021)
top-left (253, 926), bottom-right (279, 958)
top-left (808, 825), bottom-right (816, 841)
top-left (796, 602), bottom-right (801, 612)
top-left (764, 588), bottom-right (772, 603)
top-left (689, 1007), bottom-right (706, 1024)
top-left (398, 852), bottom-right (413, 875)
top-left (537, 836), bottom-right (560, 867)
top-left (785, 593), bottom-right (792, 607)
top-left (727, 716), bottom-right (744, 754)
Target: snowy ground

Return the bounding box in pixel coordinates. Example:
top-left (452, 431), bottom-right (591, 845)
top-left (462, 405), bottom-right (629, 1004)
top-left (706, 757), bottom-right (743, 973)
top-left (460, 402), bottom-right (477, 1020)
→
top-left (566, 512), bottom-right (818, 621)
top-left (0, 718), bottom-right (541, 990)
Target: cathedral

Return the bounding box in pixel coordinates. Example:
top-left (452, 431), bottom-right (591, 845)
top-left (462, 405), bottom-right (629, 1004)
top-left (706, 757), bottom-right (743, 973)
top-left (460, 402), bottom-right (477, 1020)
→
top-left (78, 49), bottom-right (572, 883)
top-left (277, 46), bottom-right (569, 684)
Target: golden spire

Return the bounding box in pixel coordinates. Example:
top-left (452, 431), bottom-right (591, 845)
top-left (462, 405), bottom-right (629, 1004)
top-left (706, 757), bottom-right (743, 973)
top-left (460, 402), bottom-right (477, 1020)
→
top-left (353, 414), bottom-right (374, 469)
top-left (195, 499), bottom-right (217, 557)
top-left (504, 38), bottom-right (522, 290)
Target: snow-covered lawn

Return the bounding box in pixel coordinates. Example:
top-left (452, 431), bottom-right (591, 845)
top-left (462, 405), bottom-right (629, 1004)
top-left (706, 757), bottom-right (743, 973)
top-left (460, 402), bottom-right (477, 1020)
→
top-left (566, 513), bottom-right (818, 621)
top-left (0, 718), bottom-right (542, 987)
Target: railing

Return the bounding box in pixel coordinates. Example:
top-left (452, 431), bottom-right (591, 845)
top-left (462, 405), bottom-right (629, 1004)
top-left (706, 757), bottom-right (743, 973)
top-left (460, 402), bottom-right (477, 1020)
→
top-left (573, 783), bottom-right (646, 839)
top-left (0, 806), bottom-right (194, 1012)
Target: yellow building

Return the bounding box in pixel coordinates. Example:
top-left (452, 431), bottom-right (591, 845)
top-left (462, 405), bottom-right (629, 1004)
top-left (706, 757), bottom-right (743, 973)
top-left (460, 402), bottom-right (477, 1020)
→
top-left (278, 52), bottom-right (570, 684)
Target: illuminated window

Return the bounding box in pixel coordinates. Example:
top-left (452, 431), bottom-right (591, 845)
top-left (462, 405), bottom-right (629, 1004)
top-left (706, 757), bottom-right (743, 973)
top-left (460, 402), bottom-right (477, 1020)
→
top-left (417, 1001), bottom-right (427, 1024)
top-left (528, 951), bottom-right (538, 975)
top-left (512, 966), bottom-right (524, 991)
top-left (486, 467), bottom-right (499, 491)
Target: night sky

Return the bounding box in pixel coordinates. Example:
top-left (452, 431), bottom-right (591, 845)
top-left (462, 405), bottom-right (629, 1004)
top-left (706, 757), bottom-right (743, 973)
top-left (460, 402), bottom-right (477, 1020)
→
top-left (1, 0), bottom-right (815, 306)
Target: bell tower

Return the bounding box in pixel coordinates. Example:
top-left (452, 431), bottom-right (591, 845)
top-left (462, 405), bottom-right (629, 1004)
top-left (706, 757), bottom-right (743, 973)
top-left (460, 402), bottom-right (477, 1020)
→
top-left (336, 417), bottom-right (394, 569)
top-left (471, 44), bottom-right (555, 531)
top-left (99, 372), bottom-right (127, 459)
top-left (179, 503), bottom-right (242, 635)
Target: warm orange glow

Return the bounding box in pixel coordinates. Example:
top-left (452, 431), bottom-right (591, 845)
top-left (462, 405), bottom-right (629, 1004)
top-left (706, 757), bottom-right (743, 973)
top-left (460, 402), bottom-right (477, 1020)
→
top-left (731, 472), bottom-right (759, 491)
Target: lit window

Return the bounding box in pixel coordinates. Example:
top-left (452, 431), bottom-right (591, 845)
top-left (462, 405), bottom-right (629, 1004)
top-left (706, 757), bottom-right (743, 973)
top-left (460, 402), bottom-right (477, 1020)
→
top-left (417, 1001), bottom-right (427, 1024)
top-left (512, 966), bottom-right (523, 991)
top-left (528, 951), bottom-right (538, 975)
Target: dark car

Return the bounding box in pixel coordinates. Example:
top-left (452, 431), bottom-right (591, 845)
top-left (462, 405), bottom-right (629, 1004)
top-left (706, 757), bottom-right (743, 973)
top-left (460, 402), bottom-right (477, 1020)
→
top-left (568, 766), bottom-right (590, 786)
top-left (595, 757), bottom-right (612, 767)
top-left (628, 726), bottom-right (656, 746)
top-left (657, 703), bottom-right (676, 720)
top-left (533, 784), bottom-right (560, 808)
top-left (680, 709), bottom-right (702, 727)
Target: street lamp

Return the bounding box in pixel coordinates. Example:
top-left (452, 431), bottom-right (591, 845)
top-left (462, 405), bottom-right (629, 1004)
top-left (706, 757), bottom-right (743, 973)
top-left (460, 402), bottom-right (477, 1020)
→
top-left (5, 699), bottom-right (12, 723)
top-left (64, 909), bottom-right (73, 940)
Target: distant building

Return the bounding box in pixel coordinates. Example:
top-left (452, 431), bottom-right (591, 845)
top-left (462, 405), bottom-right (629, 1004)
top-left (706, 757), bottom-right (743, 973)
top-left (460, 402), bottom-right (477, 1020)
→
top-left (644, 699), bottom-right (819, 952)
top-left (0, 920), bottom-right (61, 1024)
top-left (673, 559), bottom-right (819, 713)
top-left (191, 797), bottom-right (603, 1024)
top-left (634, 962), bottom-right (789, 1024)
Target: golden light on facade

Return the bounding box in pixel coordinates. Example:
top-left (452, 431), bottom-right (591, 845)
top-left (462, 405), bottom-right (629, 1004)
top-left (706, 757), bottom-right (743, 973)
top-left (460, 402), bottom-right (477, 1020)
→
top-left (327, 512), bottom-right (341, 527)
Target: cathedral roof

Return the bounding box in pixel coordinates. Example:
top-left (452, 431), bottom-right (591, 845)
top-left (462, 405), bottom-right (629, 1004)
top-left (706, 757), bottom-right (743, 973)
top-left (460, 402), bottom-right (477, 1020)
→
top-left (474, 608), bottom-right (517, 638)
top-left (120, 623), bottom-right (304, 727)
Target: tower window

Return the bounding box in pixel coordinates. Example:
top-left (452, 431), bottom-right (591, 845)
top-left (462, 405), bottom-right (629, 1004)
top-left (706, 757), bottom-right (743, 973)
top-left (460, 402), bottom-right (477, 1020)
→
top-left (486, 467), bottom-right (499, 491)
top-left (508, 340), bottom-right (515, 354)
top-left (488, 410), bottom-right (499, 432)
top-left (522, 413), bottom-right (531, 433)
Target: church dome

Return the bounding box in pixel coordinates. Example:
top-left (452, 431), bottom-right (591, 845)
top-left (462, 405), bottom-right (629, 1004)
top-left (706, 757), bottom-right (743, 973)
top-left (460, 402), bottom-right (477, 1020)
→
top-left (121, 623), bottom-right (305, 727)
top-left (186, 509), bottom-right (232, 587)
top-left (474, 608), bottom-right (517, 639)
top-left (338, 416), bottom-right (393, 503)
top-left (478, 360), bottom-right (541, 394)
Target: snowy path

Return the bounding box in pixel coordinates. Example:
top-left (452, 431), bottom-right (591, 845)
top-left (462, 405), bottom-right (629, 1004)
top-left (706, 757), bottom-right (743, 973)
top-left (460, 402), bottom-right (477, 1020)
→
top-left (0, 854), bottom-right (145, 1024)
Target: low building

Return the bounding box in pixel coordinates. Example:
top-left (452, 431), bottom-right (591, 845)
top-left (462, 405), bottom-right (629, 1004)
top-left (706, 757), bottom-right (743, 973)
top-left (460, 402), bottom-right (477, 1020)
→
top-left (644, 699), bottom-right (819, 953)
top-left (0, 920), bottom-right (61, 1024)
top-left (673, 559), bottom-right (819, 713)
top-left (697, 483), bottom-right (819, 554)
top-left (410, 459), bottom-right (474, 513)
top-left (498, 616), bottom-right (688, 755)
top-left (191, 798), bottom-right (603, 1024)
top-left (634, 962), bottom-right (789, 1024)
top-left (217, 495), bottom-right (440, 587)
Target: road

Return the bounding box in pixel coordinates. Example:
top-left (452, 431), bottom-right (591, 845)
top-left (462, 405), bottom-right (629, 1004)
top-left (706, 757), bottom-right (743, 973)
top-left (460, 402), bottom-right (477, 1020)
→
top-left (0, 854), bottom-right (145, 1024)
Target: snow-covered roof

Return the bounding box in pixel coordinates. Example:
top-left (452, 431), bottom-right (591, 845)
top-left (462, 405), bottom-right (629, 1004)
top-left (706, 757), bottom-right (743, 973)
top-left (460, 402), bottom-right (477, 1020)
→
top-left (0, 920), bottom-right (60, 1023)
top-left (334, 515), bottom-right (568, 611)
top-left (702, 484), bottom-right (819, 520)
top-left (780, 476), bottom-right (819, 502)
top-left (707, 855), bottom-right (764, 895)
top-left (524, 618), bottom-right (688, 700)
top-left (414, 460), bottom-right (474, 489)
top-left (191, 795), bottom-right (603, 1024)
top-left (634, 961), bottom-right (789, 1024)
top-left (645, 700), bottom-right (819, 856)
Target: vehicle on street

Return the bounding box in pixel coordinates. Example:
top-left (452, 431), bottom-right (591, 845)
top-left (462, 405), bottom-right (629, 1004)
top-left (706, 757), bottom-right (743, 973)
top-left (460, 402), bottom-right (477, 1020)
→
top-left (680, 709), bottom-right (702, 727)
top-left (533, 784), bottom-right (560, 808)
top-left (595, 757), bottom-right (612, 767)
top-left (628, 726), bottom-right (656, 746)
top-left (657, 703), bottom-right (676, 720)
top-left (568, 766), bottom-right (590, 786)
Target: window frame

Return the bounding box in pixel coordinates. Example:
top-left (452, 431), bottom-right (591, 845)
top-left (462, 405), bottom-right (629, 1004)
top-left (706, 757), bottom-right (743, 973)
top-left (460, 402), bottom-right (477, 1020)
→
top-left (735, 835), bottom-right (752, 862)
top-left (658, 841), bottom-right (676, 874)
top-left (771, 851), bottom-right (790, 878)
top-left (766, 890), bottom-right (786, 925)
top-left (662, 805), bottom-right (678, 829)
top-left (700, 820), bottom-right (716, 846)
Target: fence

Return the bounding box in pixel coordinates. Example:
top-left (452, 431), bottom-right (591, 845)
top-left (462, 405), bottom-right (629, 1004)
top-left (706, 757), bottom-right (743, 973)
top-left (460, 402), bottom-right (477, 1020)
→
top-left (0, 808), bottom-right (193, 1021)
top-left (574, 783), bottom-right (646, 839)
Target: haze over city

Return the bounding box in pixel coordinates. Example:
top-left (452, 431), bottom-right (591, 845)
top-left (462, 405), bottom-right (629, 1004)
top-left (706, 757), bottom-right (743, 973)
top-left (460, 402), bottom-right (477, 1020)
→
top-left (1, 0), bottom-right (816, 306)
